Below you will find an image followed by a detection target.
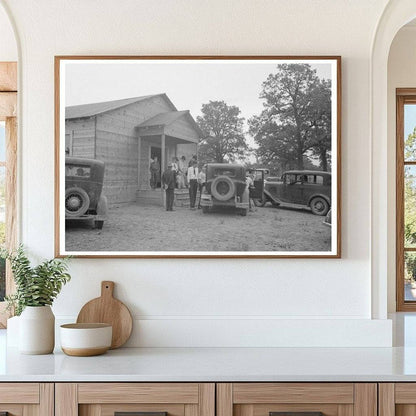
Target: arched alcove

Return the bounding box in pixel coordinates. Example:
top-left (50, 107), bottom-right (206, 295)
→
top-left (371, 0), bottom-right (416, 319)
top-left (0, 2), bottom-right (17, 61)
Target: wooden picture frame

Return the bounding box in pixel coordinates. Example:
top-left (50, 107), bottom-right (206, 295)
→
top-left (396, 88), bottom-right (416, 311)
top-left (0, 61), bottom-right (18, 327)
top-left (55, 56), bottom-right (341, 258)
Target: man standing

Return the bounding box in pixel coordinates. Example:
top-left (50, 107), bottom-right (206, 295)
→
top-left (187, 161), bottom-right (199, 210)
top-left (197, 165), bottom-right (207, 209)
top-left (162, 163), bottom-right (176, 211)
top-left (149, 156), bottom-right (160, 189)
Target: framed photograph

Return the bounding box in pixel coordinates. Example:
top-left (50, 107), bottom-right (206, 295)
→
top-left (55, 56), bottom-right (341, 258)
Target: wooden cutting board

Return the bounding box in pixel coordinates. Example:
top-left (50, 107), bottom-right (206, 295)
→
top-left (76, 281), bottom-right (133, 349)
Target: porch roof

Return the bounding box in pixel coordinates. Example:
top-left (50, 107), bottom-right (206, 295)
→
top-left (137, 110), bottom-right (203, 143)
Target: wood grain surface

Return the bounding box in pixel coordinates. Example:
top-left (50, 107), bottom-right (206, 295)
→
top-left (77, 281), bottom-right (133, 349)
top-left (233, 383), bottom-right (354, 404)
top-left (77, 383), bottom-right (199, 404)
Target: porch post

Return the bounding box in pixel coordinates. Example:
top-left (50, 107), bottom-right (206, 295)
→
top-left (137, 135), bottom-right (141, 190)
top-left (161, 132), bottom-right (166, 172)
top-left (161, 131), bottom-right (166, 207)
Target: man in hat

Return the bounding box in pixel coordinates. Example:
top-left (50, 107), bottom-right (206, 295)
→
top-left (161, 163), bottom-right (176, 211)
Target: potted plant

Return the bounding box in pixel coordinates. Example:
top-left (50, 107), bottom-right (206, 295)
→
top-left (1, 245), bottom-right (71, 354)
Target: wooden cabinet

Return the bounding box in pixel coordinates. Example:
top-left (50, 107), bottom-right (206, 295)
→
top-left (55, 383), bottom-right (215, 416)
top-left (0, 381), bottom-right (387, 416)
top-left (0, 383), bottom-right (53, 416)
top-left (379, 383), bottom-right (416, 416)
top-left (217, 383), bottom-right (377, 416)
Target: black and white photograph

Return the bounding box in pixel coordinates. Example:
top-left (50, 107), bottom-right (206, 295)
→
top-left (55, 56), bottom-right (341, 257)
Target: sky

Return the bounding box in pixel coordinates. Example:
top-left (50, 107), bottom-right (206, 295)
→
top-left (405, 104), bottom-right (416, 140)
top-left (64, 59), bottom-right (334, 147)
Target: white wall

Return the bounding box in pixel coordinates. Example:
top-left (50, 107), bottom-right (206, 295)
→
top-left (0, 0), bottom-right (393, 346)
top-left (0, 3), bottom-right (17, 61)
top-left (387, 25), bottom-right (416, 312)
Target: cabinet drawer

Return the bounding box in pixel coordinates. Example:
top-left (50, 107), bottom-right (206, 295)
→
top-left (56, 383), bottom-right (215, 416)
top-left (218, 383), bottom-right (376, 416)
top-left (0, 383), bottom-right (53, 416)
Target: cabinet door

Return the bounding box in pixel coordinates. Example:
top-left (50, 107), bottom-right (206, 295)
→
top-left (217, 383), bottom-right (377, 416)
top-left (0, 383), bottom-right (53, 416)
top-left (379, 383), bottom-right (416, 416)
top-left (56, 383), bottom-right (215, 416)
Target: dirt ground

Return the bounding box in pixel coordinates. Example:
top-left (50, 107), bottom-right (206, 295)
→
top-left (65, 201), bottom-right (331, 253)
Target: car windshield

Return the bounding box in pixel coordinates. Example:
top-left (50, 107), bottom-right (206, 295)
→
top-left (66, 165), bottom-right (91, 178)
top-left (213, 168), bottom-right (236, 177)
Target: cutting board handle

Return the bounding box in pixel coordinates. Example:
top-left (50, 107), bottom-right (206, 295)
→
top-left (101, 281), bottom-right (115, 298)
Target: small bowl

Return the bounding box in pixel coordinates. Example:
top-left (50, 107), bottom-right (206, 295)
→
top-left (60, 323), bottom-right (112, 356)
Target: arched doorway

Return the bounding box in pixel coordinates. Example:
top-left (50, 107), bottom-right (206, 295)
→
top-left (371, 0), bottom-right (416, 319)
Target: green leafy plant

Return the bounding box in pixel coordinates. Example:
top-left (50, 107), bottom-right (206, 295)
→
top-left (0, 245), bottom-right (71, 316)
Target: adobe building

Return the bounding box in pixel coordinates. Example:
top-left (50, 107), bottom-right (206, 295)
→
top-left (65, 94), bottom-right (202, 205)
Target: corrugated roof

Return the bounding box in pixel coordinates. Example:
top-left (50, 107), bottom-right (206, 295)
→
top-left (138, 110), bottom-right (189, 127)
top-left (65, 94), bottom-right (176, 119)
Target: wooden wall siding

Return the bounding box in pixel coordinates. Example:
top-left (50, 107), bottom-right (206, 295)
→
top-left (164, 116), bottom-right (200, 143)
top-left (65, 118), bottom-right (95, 158)
top-left (93, 97), bottom-right (173, 204)
top-left (95, 129), bottom-right (138, 204)
top-left (100, 96), bottom-right (174, 133)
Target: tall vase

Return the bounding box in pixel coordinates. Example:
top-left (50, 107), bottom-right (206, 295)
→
top-left (19, 306), bottom-right (55, 354)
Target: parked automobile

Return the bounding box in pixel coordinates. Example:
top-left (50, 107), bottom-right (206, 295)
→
top-left (323, 209), bottom-right (332, 226)
top-left (200, 163), bottom-right (253, 216)
top-left (65, 157), bottom-right (108, 229)
top-left (256, 170), bottom-right (331, 216)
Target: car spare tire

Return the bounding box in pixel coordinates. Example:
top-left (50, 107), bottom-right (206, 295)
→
top-left (65, 187), bottom-right (90, 217)
top-left (211, 176), bottom-right (236, 201)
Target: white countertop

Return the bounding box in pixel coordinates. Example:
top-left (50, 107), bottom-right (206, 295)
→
top-left (1, 328), bottom-right (416, 382)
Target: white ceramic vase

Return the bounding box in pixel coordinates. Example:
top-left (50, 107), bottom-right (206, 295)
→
top-left (19, 306), bottom-right (55, 354)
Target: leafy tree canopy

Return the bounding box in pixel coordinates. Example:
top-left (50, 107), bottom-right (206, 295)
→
top-left (197, 100), bottom-right (248, 164)
top-left (249, 63), bottom-right (331, 171)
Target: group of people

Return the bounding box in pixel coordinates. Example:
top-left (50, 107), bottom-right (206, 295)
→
top-left (161, 155), bottom-right (207, 211)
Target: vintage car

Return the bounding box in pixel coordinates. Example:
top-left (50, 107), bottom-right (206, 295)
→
top-left (200, 163), bottom-right (253, 216)
top-left (323, 209), bottom-right (332, 226)
top-left (256, 170), bottom-right (331, 216)
top-left (65, 157), bottom-right (108, 229)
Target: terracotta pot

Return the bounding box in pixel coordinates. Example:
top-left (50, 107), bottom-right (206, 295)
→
top-left (19, 306), bottom-right (55, 354)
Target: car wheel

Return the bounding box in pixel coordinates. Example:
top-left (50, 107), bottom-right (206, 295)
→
top-left (202, 206), bottom-right (210, 214)
top-left (65, 187), bottom-right (90, 217)
top-left (310, 196), bottom-right (330, 216)
top-left (211, 176), bottom-right (235, 201)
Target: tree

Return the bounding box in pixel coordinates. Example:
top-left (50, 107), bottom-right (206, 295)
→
top-left (197, 101), bottom-right (248, 164)
top-left (249, 64), bottom-right (332, 171)
top-left (405, 128), bottom-right (416, 247)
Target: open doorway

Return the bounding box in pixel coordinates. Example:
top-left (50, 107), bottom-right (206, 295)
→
top-left (388, 19), bottom-right (416, 311)
top-left (150, 146), bottom-right (161, 188)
